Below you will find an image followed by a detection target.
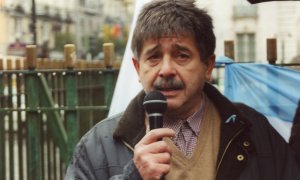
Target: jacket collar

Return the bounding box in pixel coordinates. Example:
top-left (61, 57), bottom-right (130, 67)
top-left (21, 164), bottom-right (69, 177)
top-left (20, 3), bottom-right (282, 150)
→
top-left (203, 83), bottom-right (252, 159)
top-left (113, 83), bottom-right (252, 149)
top-left (113, 90), bottom-right (147, 148)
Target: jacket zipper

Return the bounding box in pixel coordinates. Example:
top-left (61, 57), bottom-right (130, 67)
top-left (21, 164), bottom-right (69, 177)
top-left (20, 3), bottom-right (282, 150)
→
top-left (216, 128), bottom-right (244, 174)
top-left (122, 139), bottom-right (134, 152)
top-left (121, 117), bottom-right (149, 152)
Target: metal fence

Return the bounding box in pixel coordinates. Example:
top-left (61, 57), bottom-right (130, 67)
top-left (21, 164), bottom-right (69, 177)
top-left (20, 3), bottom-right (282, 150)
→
top-left (0, 43), bottom-right (119, 180)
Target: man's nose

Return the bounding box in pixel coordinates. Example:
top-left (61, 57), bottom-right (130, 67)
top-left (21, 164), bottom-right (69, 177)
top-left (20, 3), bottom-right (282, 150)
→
top-left (158, 56), bottom-right (176, 78)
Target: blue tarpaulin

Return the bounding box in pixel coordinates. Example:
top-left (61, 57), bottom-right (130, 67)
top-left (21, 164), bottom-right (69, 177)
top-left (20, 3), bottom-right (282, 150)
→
top-left (223, 62), bottom-right (300, 141)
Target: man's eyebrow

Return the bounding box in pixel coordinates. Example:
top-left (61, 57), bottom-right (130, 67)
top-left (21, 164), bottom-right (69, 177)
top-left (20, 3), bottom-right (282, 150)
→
top-left (143, 44), bottom-right (161, 56)
top-left (172, 44), bottom-right (191, 53)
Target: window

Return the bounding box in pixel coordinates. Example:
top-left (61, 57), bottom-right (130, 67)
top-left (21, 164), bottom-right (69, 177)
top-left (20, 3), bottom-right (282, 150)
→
top-left (42, 22), bottom-right (50, 41)
top-left (236, 33), bottom-right (256, 62)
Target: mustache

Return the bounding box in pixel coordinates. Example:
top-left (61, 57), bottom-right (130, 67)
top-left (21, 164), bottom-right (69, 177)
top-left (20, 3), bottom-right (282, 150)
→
top-left (153, 77), bottom-right (184, 91)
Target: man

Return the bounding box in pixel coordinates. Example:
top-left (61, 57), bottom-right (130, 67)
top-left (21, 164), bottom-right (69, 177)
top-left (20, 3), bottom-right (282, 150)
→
top-left (65, 0), bottom-right (300, 179)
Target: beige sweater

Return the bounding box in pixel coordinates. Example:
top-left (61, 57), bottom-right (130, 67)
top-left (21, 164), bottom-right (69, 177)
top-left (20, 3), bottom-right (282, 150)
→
top-left (164, 96), bottom-right (221, 180)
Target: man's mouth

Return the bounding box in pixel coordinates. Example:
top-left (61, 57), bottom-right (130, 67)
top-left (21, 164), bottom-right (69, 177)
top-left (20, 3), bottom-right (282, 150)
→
top-left (158, 89), bottom-right (181, 98)
top-left (155, 86), bottom-right (183, 91)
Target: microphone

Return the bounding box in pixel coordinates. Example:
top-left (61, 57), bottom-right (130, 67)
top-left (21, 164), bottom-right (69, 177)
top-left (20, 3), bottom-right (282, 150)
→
top-left (143, 91), bottom-right (167, 130)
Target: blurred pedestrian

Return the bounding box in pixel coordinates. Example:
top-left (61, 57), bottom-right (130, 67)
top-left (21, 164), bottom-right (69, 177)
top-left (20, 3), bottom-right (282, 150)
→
top-left (39, 41), bottom-right (49, 58)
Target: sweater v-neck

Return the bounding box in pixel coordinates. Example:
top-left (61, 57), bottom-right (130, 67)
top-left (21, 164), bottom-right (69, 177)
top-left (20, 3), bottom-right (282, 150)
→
top-left (164, 96), bottom-right (221, 179)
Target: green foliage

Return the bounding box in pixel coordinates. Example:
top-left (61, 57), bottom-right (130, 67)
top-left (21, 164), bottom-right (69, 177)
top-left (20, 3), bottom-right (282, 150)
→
top-left (100, 24), bottom-right (129, 59)
top-left (53, 24), bottom-right (129, 60)
top-left (110, 38), bottom-right (127, 57)
top-left (89, 36), bottom-right (104, 58)
top-left (54, 32), bottom-right (75, 51)
top-left (87, 35), bottom-right (127, 59)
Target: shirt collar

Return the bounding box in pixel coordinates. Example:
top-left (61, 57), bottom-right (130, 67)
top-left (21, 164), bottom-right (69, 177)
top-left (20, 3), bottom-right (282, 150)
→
top-left (163, 94), bottom-right (206, 137)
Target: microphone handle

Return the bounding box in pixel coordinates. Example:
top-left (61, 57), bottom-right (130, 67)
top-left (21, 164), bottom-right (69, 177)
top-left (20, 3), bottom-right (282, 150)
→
top-left (149, 114), bottom-right (163, 130)
top-left (149, 114), bottom-right (165, 179)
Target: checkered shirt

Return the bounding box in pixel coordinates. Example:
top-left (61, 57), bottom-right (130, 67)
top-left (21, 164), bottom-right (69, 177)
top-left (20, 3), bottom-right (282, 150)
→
top-left (163, 97), bottom-right (205, 156)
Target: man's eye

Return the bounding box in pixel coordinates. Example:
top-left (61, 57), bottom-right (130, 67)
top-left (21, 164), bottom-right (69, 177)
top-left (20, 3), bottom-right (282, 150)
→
top-left (148, 54), bottom-right (160, 60)
top-left (178, 54), bottom-right (189, 59)
top-left (146, 54), bottom-right (161, 66)
top-left (176, 53), bottom-right (190, 61)
top-left (175, 53), bottom-right (190, 65)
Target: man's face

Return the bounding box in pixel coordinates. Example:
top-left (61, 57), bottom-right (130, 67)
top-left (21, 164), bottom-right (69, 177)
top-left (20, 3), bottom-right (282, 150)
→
top-left (133, 36), bottom-right (215, 118)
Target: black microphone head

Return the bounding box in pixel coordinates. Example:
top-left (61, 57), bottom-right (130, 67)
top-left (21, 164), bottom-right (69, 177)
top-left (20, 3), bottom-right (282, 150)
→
top-left (143, 91), bottom-right (167, 114)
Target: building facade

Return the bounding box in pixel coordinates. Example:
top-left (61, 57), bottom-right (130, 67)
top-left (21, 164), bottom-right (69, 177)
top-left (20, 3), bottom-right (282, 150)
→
top-left (0, 0), bottom-right (134, 59)
top-left (197, 0), bottom-right (300, 63)
top-left (1, 0), bottom-right (299, 63)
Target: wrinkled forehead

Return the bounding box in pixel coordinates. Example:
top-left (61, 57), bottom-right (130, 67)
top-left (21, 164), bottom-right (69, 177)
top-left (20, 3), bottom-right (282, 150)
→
top-left (136, 32), bottom-right (195, 56)
top-left (142, 28), bottom-right (194, 43)
top-left (139, 35), bottom-right (198, 57)
top-left (142, 35), bottom-right (194, 47)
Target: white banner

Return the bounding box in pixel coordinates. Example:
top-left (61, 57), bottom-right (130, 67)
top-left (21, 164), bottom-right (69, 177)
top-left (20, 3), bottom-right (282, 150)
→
top-left (108, 0), bottom-right (151, 116)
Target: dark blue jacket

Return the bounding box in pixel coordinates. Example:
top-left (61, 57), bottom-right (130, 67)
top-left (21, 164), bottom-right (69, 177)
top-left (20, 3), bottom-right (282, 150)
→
top-left (65, 83), bottom-right (300, 180)
top-left (290, 100), bottom-right (300, 167)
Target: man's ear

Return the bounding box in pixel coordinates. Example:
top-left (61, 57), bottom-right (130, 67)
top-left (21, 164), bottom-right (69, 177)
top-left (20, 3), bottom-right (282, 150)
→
top-left (132, 57), bottom-right (140, 73)
top-left (132, 57), bottom-right (141, 82)
top-left (205, 54), bottom-right (216, 81)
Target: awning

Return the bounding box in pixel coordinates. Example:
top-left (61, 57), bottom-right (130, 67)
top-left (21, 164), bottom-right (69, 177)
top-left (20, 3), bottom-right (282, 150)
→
top-left (248, 0), bottom-right (300, 4)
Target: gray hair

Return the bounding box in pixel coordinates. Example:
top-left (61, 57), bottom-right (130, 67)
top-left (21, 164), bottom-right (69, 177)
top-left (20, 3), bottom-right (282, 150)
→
top-left (131, 0), bottom-right (216, 63)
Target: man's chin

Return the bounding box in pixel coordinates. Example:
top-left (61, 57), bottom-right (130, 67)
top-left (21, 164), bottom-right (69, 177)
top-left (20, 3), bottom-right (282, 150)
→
top-left (166, 101), bottom-right (182, 111)
top-left (165, 103), bottom-right (184, 118)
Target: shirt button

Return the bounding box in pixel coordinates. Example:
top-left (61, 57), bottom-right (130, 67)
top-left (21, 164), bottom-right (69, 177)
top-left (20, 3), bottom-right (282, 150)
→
top-left (243, 141), bottom-right (250, 147)
top-left (237, 154), bottom-right (245, 161)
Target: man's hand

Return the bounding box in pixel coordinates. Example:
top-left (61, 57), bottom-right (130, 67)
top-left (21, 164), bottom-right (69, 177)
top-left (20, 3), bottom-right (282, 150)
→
top-left (133, 128), bottom-right (175, 180)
